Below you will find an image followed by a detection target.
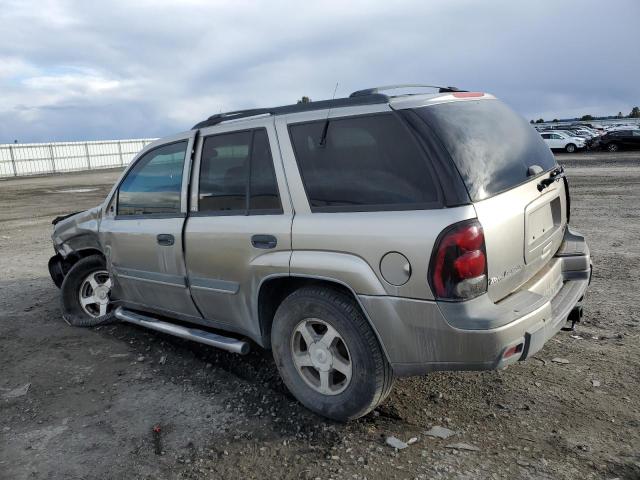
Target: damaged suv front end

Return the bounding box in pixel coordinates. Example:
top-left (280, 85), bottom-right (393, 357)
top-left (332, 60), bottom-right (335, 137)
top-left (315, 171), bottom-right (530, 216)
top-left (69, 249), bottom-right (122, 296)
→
top-left (48, 206), bottom-right (103, 287)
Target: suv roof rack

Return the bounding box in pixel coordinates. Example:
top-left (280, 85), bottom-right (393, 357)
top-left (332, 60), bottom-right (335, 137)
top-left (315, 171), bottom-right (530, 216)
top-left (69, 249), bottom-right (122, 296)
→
top-left (349, 84), bottom-right (466, 97)
top-left (192, 109), bottom-right (272, 129)
top-left (192, 94), bottom-right (389, 129)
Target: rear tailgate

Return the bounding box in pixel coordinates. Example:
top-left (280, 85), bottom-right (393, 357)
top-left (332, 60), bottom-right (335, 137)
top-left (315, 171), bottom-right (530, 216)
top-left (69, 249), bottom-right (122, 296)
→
top-left (412, 96), bottom-right (566, 302)
top-left (474, 174), bottom-right (567, 302)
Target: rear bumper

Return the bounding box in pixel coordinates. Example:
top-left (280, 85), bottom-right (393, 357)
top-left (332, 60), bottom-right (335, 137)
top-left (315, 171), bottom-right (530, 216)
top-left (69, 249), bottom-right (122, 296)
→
top-left (359, 227), bottom-right (590, 376)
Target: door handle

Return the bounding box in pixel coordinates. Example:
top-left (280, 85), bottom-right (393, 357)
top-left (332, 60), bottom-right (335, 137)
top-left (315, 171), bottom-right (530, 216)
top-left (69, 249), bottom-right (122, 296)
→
top-left (156, 234), bottom-right (175, 246)
top-left (251, 234), bottom-right (277, 249)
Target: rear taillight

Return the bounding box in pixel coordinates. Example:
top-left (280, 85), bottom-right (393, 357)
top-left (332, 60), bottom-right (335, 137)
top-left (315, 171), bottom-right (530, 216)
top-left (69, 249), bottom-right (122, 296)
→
top-left (429, 219), bottom-right (488, 301)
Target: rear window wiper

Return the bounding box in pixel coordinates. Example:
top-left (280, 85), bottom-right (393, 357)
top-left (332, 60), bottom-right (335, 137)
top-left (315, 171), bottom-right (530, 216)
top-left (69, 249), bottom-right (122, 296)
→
top-left (537, 166), bottom-right (566, 192)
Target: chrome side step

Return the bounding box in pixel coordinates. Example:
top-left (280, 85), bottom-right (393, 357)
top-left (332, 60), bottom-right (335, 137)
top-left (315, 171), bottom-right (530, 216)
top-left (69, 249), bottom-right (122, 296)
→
top-left (114, 307), bottom-right (250, 355)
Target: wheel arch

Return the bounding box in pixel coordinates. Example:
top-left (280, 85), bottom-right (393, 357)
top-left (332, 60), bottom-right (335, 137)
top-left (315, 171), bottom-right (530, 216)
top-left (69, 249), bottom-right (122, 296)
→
top-left (49, 247), bottom-right (106, 288)
top-left (256, 274), bottom-right (391, 363)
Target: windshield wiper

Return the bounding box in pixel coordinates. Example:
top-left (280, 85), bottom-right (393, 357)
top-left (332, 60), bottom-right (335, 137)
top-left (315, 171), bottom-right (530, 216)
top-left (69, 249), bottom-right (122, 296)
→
top-left (537, 165), bottom-right (566, 192)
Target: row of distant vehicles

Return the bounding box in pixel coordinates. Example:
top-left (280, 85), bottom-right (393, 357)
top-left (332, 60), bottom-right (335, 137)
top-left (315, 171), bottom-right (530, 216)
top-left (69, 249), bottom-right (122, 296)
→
top-left (535, 122), bottom-right (640, 153)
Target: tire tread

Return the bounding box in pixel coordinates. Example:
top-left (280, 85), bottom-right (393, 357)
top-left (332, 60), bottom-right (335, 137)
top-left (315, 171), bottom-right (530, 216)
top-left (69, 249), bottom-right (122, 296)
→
top-left (60, 254), bottom-right (117, 327)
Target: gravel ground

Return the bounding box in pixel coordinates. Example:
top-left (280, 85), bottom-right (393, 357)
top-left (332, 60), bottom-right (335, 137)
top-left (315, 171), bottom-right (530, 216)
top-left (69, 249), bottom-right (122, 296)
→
top-left (1, 151), bottom-right (639, 480)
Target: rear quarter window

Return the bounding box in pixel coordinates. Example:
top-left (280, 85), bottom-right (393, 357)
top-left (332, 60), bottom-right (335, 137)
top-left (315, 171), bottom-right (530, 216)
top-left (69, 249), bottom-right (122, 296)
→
top-left (288, 113), bottom-right (441, 212)
top-left (415, 100), bottom-right (557, 201)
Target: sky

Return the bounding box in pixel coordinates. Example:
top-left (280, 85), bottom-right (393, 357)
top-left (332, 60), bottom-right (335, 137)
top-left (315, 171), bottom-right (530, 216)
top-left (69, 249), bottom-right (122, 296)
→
top-left (0, 0), bottom-right (638, 143)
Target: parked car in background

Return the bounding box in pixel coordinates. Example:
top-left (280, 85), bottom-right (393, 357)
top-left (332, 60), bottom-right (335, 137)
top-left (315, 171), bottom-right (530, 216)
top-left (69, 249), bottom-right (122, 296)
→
top-left (599, 129), bottom-right (640, 152)
top-left (554, 125), bottom-right (598, 136)
top-left (579, 127), bottom-right (602, 137)
top-left (557, 129), bottom-right (600, 148)
top-left (556, 129), bottom-right (588, 139)
top-left (540, 131), bottom-right (586, 152)
top-left (580, 123), bottom-right (605, 132)
top-left (572, 128), bottom-right (599, 139)
top-left (608, 125), bottom-right (639, 132)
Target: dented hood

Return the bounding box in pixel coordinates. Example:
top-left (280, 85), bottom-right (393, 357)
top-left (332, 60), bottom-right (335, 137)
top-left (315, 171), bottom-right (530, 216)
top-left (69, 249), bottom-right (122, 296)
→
top-left (52, 211), bottom-right (82, 225)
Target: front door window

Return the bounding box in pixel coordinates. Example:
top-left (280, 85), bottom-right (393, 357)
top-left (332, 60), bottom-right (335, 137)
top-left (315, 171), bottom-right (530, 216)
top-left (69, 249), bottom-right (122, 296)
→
top-left (118, 141), bottom-right (187, 216)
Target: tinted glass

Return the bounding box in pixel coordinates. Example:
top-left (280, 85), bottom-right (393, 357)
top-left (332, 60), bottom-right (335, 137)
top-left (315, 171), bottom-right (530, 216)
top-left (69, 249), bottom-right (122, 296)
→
top-left (118, 141), bottom-right (187, 215)
top-left (249, 129), bottom-right (281, 211)
top-left (199, 131), bottom-right (252, 212)
top-left (415, 100), bottom-right (557, 201)
top-left (289, 113), bottom-right (439, 211)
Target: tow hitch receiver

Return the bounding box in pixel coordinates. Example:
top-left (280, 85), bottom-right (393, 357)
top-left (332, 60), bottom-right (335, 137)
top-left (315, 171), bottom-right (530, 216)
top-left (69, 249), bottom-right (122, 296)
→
top-left (561, 305), bottom-right (583, 332)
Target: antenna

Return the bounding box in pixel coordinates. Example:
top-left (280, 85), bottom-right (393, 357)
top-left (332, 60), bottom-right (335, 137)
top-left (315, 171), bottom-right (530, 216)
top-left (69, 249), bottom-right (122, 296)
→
top-left (319, 82), bottom-right (339, 147)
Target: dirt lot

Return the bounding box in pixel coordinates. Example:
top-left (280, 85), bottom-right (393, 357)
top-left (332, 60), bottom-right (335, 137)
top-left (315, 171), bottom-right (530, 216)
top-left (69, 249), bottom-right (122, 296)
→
top-left (1, 151), bottom-right (639, 480)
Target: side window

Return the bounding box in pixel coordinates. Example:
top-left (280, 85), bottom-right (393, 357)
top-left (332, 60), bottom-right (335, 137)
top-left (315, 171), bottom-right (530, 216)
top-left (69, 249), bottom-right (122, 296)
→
top-left (289, 113), bottom-right (440, 211)
top-left (249, 129), bottom-right (281, 212)
top-left (199, 131), bottom-right (251, 212)
top-left (198, 129), bottom-right (282, 214)
top-left (541, 134), bottom-right (550, 139)
top-left (117, 141), bottom-right (187, 216)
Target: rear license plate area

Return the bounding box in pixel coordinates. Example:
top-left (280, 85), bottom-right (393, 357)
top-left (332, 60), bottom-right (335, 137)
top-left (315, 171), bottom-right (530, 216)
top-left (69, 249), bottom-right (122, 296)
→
top-left (525, 195), bottom-right (561, 264)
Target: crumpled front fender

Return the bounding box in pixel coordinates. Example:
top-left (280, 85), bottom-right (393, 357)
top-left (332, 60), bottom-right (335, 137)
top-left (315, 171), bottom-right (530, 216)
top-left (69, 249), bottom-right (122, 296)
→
top-left (51, 206), bottom-right (103, 258)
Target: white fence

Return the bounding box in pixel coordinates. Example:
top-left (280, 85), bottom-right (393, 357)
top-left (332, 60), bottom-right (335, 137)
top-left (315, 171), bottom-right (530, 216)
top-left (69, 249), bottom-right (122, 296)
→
top-left (0, 138), bottom-right (157, 178)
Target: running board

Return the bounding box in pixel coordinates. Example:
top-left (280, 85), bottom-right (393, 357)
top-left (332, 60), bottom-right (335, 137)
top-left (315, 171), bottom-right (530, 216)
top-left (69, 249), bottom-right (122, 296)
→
top-left (114, 307), bottom-right (250, 355)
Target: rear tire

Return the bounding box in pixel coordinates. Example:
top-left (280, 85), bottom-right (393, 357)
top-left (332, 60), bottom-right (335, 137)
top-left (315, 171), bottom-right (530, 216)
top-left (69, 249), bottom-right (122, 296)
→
top-left (565, 143), bottom-right (576, 153)
top-left (61, 255), bottom-right (116, 327)
top-left (271, 286), bottom-right (394, 421)
top-left (607, 143), bottom-right (619, 152)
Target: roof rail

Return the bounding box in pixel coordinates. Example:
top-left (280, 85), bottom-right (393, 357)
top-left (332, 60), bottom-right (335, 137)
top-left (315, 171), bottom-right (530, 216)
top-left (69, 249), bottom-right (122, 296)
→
top-left (192, 94), bottom-right (389, 130)
top-left (349, 84), bottom-right (466, 98)
top-left (192, 108), bottom-right (272, 129)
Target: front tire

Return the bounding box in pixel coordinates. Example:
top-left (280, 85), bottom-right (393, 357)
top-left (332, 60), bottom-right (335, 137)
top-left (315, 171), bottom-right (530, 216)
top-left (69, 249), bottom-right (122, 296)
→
top-left (607, 142), bottom-right (619, 152)
top-left (60, 255), bottom-right (116, 327)
top-left (565, 143), bottom-right (576, 153)
top-left (271, 286), bottom-right (394, 421)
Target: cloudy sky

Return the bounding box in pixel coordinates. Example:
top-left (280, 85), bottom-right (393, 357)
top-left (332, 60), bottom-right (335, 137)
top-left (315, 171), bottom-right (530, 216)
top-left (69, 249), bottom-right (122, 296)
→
top-left (0, 0), bottom-right (638, 143)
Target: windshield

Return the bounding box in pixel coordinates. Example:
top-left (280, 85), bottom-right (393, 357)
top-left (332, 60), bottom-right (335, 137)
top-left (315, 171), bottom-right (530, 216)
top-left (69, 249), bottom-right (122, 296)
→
top-left (414, 99), bottom-right (557, 201)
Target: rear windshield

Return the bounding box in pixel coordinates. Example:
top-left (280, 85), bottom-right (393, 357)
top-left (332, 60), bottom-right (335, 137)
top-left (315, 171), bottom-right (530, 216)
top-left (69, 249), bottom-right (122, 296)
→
top-left (414, 99), bottom-right (557, 201)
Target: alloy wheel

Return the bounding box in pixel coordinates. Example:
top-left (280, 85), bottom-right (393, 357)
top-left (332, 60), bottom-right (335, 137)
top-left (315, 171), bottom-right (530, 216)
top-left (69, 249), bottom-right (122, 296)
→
top-left (78, 270), bottom-right (112, 318)
top-left (290, 318), bottom-right (352, 395)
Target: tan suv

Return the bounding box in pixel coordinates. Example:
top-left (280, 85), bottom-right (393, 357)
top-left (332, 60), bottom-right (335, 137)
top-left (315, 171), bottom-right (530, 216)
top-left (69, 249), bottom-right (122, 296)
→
top-left (49, 85), bottom-right (591, 421)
